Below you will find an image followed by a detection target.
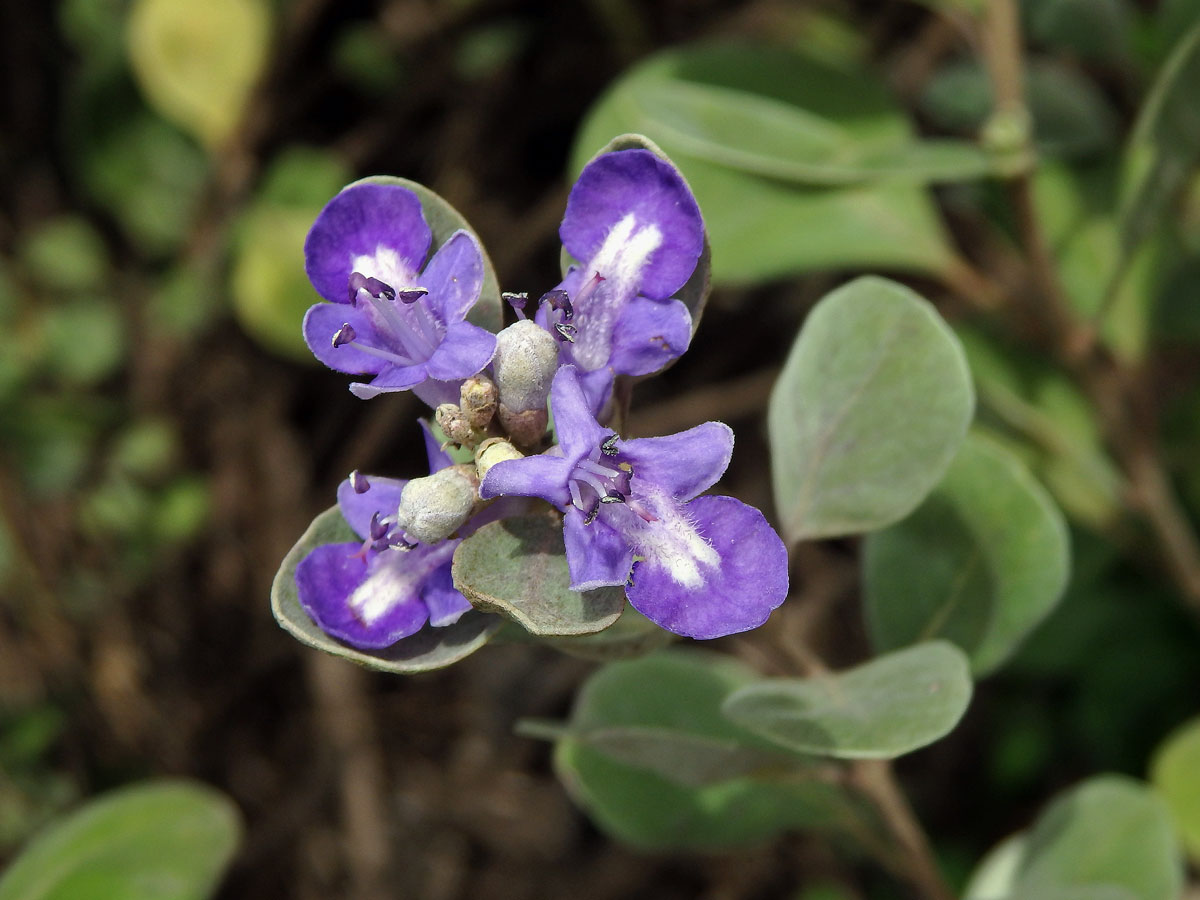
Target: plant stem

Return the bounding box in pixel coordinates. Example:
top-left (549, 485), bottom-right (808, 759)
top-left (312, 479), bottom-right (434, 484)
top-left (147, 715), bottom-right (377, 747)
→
top-left (851, 760), bottom-right (957, 900)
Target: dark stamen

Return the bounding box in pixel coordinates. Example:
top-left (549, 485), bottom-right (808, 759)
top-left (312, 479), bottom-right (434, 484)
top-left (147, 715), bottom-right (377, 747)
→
top-left (539, 289), bottom-right (573, 320)
top-left (600, 434), bottom-right (619, 456)
top-left (554, 322), bottom-right (577, 343)
top-left (364, 276), bottom-right (395, 301)
top-left (369, 512), bottom-right (389, 541)
top-left (583, 501), bottom-right (600, 525)
top-left (348, 272), bottom-right (369, 303)
top-left (396, 287), bottom-right (428, 304)
top-left (332, 322), bottom-right (357, 348)
top-left (600, 491), bottom-right (626, 504)
top-left (350, 470), bottom-right (370, 493)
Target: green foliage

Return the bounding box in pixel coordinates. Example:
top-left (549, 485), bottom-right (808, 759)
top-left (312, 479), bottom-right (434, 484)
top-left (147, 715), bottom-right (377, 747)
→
top-left (0, 779), bottom-right (241, 900)
top-left (864, 433), bottom-right (1070, 676)
top-left (964, 776), bottom-right (1182, 900)
top-left (1149, 716), bottom-right (1200, 862)
top-left (271, 507), bottom-right (501, 672)
top-left (721, 642), bottom-right (973, 760)
top-left (452, 513), bottom-right (625, 636)
top-left (126, 0), bottom-right (270, 148)
top-left (544, 652), bottom-right (871, 850)
top-left (768, 276), bottom-right (974, 543)
top-left (572, 43), bottom-right (956, 282)
top-left (923, 58), bottom-right (1117, 160)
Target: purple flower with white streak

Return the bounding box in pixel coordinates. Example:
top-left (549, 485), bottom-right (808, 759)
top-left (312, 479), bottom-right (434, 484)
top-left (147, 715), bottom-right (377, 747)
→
top-left (534, 150), bottom-right (704, 411)
top-left (480, 366), bottom-right (788, 639)
top-left (294, 427), bottom-right (472, 649)
top-left (303, 181), bottom-right (496, 407)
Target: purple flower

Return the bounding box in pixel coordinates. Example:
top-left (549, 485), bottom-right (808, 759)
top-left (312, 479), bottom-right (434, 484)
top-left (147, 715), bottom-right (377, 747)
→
top-left (303, 181), bottom-right (497, 407)
top-left (534, 150), bottom-right (705, 411)
top-left (480, 366), bottom-right (788, 639)
top-left (294, 426), bottom-right (473, 649)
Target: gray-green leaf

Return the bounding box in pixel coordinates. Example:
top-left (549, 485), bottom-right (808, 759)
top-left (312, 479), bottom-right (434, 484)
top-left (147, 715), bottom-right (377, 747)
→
top-left (964, 776), bottom-right (1183, 900)
top-left (864, 433), bottom-right (1070, 676)
top-left (0, 779), bottom-right (241, 900)
top-left (572, 43), bottom-right (955, 282)
top-left (769, 276), bottom-right (974, 542)
top-left (451, 513), bottom-right (625, 636)
top-left (271, 507), bottom-right (501, 672)
top-left (721, 642), bottom-right (973, 759)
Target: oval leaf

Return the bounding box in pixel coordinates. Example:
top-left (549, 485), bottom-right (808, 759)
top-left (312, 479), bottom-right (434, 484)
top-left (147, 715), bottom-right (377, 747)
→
top-left (0, 779), bottom-right (241, 900)
top-left (721, 642), bottom-right (973, 759)
top-left (996, 776), bottom-right (1183, 900)
top-left (572, 43), bottom-right (954, 282)
top-left (864, 433), bottom-right (1070, 675)
top-left (769, 276), bottom-right (974, 542)
top-left (272, 507), bottom-right (501, 672)
top-left (127, 0), bottom-right (269, 148)
top-left (545, 651), bottom-right (868, 849)
top-left (356, 175), bottom-right (503, 333)
top-left (452, 513), bottom-right (624, 636)
top-left (1150, 716), bottom-right (1200, 863)
top-left (633, 80), bottom-right (997, 185)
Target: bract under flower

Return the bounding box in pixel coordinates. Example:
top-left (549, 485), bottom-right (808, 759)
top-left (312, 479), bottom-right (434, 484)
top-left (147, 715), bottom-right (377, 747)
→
top-left (294, 424), bottom-right (472, 649)
top-left (303, 181), bottom-right (496, 407)
top-left (480, 366), bottom-right (788, 639)
top-left (535, 150), bottom-right (704, 412)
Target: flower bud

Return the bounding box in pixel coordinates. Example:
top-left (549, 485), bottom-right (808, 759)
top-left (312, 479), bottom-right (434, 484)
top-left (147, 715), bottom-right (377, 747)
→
top-left (435, 403), bottom-right (483, 448)
top-left (459, 374), bottom-right (498, 430)
top-left (395, 464), bottom-right (478, 544)
top-left (493, 320), bottom-right (558, 415)
top-left (475, 437), bottom-right (524, 482)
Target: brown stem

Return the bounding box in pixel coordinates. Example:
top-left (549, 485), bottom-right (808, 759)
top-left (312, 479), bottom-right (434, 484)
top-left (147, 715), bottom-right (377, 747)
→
top-left (851, 760), bottom-right (957, 900)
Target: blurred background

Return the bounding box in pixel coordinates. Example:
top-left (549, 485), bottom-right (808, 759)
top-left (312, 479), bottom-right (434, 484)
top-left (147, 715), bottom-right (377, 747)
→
top-left (2, 0), bottom-right (1200, 898)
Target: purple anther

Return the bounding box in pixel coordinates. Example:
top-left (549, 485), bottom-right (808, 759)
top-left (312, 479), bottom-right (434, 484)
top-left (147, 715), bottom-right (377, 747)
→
top-left (539, 289), bottom-right (574, 320)
top-left (388, 534), bottom-right (417, 551)
top-left (332, 322), bottom-right (357, 348)
top-left (369, 511), bottom-right (390, 542)
top-left (396, 287), bottom-right (429, 304)
top-left (364, 276), bottom-right (395, 301)
top-left (348, 271), bottom-right (369, 303)
top-left (554, 322), bottom-right (577, 343)
top-left (349, 470), bottom-right (371, 494)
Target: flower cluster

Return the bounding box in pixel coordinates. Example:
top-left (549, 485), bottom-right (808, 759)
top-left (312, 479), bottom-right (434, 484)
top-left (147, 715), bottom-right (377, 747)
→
top-left (293, 147), bottom-right (788, 648)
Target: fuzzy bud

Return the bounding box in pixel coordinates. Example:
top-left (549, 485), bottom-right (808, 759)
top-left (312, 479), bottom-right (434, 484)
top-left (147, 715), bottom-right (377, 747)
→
top-left (475, 437), bottom-right (524, 482)
top-left (435, 403), bottom-right (483, 448)
top-left (394, 464), bottom-right (479, 544)
top-left (459, 374), bottom-right (498, 430)
top-left (493, 320), bottom-right (558, 415)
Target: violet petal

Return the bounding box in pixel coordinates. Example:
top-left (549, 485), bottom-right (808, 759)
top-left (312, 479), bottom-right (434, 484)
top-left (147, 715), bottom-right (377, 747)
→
top-left (626, 495), bottom-right (788, 640)
top-left (420, 230), bottom-right (486, 325)
top-left (424, 321), bottom-right (497, 382)
top-left (479, 454), bottom-right (573, 507)
top-left (303, 303), bottom-right (388, 375)
top-left (608, 295), bottom-right (692, 377)
top-left (563, 507), bottom-right (634, 591)
top-left (620, 422), bottom-right (733, 503)
top-left (295, 542), bottom-right (430, 648)
top-left (337, 475), bottom-right (408, 539)
top-left (304, 183), bottom-right (432, 306)
top-left (559, 150), bottom-right (703, 300)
